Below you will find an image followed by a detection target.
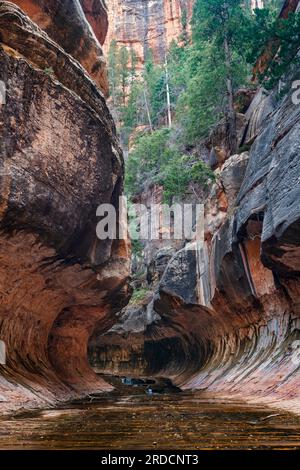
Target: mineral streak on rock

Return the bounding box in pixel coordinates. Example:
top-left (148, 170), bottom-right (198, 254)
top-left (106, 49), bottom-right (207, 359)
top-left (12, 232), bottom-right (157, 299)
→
top-left (1, 0), bottom-right (300, 417)
top-left (80, 0), bottom-right (109, 46)
top-left (90, 82), bottom-right (300, 413)
top-left (176, 84), bottom-right (300, 412)
top-left (10, 0), bottom-right (109, 95)
top-left (0, 1), bottom-right (130, 411)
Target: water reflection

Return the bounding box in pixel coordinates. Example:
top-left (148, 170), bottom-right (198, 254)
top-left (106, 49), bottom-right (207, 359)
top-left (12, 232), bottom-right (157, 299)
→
top-left (0, 375), bottom-right (300, 450)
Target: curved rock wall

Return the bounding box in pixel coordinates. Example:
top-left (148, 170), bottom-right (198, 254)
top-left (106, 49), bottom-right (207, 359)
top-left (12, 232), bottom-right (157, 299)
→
top-left (90, 83), bottom-right (300, 413)
top-left (10, 0), bottom-right (109, 95)
top-left (80, 0), bottom-right (109, 46)
top-left (0, 2), bottom-right (130, 411)
top-left (175, 85), bottom-right (300, 410)
top-left (103, 0), bottom-right (194, 67)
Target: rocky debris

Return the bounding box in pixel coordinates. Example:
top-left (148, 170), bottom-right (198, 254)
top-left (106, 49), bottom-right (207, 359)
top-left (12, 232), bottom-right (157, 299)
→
top-left (145, 378), bottom-right (181, 395)
top-left (122, 377), bottom-right (146, 385)
top-left (11, 0), bottom-right (109, 94)
top-left (202, 88), bottom-right (275, 170)
top-left (106, 375), bottom-right (180, 394)
top-left (0, 1), bottom-right (130, 412)
top-left (234, 88), bottom-right (257, 114)
top-left (160, 247), bottom-right (198, 305)
top-left (119, 375), bottom-right (180, 394)
top-left (208, 114), bottom-right (247, 165)
top-left (204, 178), bottom-right (228, 242)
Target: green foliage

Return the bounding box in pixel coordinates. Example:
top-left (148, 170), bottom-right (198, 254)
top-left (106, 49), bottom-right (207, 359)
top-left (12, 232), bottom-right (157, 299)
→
top-left (125, 128), bottom-right (175, 194)
top-left (246, 8), bottom-right (300, 89)
top-left (44, 67), bottom-right (54, 76)
top-left (159, 154), bottom-right (215, 201)
top-left (130, 287), bottom-right (150, 306)
top-left (121, 82), bottom-right (145, 144)
top-left (179, 0), bottom-right (253, 145)
top-left (125, 129), bottom-right (215, 200)
top-left (192, 0), bottom-right (249, 44)
top-left (131, 238), bottom-right (143, 258)
top-left (108, 41), bottom-right (138, 111)
top-left (181, 6), bottom-right (188, 31)
top-left (167, 40), bottom-right (189, 105)
top-left (176, 43), bottom-right (227, 143)
top-left (178, 6), bottom-right (189, 45)
top-left (129, 48), bottom-right (138, 82)
top-left (142, 51), bottom-right (168, 126)
top-left (115, 1), bottom-right (300, 201)
top-left (108, 40), bottom-right (118, 106)
top-left (118, 46), bottom-right (130, 105)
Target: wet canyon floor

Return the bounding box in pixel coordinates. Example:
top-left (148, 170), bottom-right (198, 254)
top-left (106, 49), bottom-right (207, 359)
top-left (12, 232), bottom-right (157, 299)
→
top-left (0, 375), bottom-right (300, 450)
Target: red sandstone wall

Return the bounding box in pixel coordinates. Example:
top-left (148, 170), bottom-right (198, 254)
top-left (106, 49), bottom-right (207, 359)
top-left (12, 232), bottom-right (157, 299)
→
top-left (104, 0), bottom-right (194, 67)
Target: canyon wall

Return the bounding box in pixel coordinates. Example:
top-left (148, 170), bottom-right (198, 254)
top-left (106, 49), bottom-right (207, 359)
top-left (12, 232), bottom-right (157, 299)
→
top-left (104, 0), bottom-right (194, 67)
top-left (91, 82), bottom-right (300, 413)
top-left (1, 0), bottom-right (299, 415)
top-left (90, 0), bottom-right (300, 414)
top-left (11, 0), bottom-right (109, 95)
top-left (103, 0), bottom-right (271, 68)
top-left (0, 1), bottom-right (130, 412)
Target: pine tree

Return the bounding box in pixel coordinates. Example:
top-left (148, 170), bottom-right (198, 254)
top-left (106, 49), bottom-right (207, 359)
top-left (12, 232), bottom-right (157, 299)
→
top-left (117, 46), bottom-right (130, 106)
top-left (191, 0), bottom-right (253, 153)
top-left (108, 40), bottom-right (118, 107)
top-left (247, 6), bottom-right (300, 89)
top-left (129, 48), bottom-right (138, 83)
top-left (180, 6), bottom-right (189, 46)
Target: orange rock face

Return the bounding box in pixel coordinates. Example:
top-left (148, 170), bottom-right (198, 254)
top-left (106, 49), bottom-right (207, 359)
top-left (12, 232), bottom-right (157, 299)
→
top-left (11, 0), bottom-right (109, 95)
top-left (103, 0), bottom-right (194, 67)
top-left (80, 0), bottom-right (109, 45)
top-left (0, 2), bottom-right (130, 412)
top-left (90, 82), bottom-right (300, 414)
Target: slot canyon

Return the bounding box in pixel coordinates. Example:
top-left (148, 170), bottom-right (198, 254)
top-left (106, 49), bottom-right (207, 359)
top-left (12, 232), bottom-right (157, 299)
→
top-left (0, 0), bottom-right (300, 451)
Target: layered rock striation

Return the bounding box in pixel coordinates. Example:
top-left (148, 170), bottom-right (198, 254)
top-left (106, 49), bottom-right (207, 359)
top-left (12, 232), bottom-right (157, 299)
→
top-left (103, 0), bottom-right (194, 67)
top-left (90, 81), bottom-right (300, 412)
top-left (88, 0), bottom-right (300, 415)
top-left (0, 1), bottom-right (130, 411)
top-left (10, 0), bottom-right (109, 95)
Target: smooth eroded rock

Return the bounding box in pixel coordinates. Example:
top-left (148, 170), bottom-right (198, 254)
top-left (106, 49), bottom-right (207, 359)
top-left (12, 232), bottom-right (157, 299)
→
top-left (0, 2), bottom-right (130, 412)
